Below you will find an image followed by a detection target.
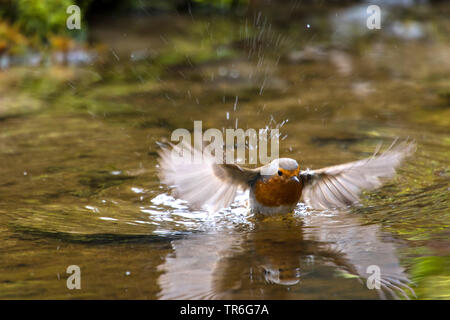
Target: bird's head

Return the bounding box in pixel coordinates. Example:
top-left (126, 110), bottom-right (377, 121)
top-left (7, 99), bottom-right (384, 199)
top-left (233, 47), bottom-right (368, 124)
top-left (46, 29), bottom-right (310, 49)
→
top-left (261, 158), bottom-right (300, 183)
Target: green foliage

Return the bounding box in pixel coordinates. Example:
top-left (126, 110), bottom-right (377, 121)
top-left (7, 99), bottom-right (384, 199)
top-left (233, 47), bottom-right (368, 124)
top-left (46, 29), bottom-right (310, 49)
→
top-left (0, 0), bottom-right (89, 47)
top-left (83, 0), bottom-right (247, 13)
top-left (0, 21), bottom-right (27, 54)
top-left (16, 0), bottom-right (75, 42)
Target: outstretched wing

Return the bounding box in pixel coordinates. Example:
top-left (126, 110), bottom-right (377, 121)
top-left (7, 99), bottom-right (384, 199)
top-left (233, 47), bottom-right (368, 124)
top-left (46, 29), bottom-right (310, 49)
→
top-left (158, 142), bottom-right (260, 212)
top-left (300, 140), bottom-right (416, 210)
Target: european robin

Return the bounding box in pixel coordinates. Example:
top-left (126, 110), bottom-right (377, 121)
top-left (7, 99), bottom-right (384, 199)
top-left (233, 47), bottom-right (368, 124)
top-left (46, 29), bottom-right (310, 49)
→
top-left (157, 140), bottom-right (415, 215)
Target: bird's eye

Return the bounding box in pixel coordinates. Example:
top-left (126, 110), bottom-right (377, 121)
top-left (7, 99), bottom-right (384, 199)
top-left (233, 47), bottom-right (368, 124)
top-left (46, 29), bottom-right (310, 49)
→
top-left (278, 170), bottom-right (283, 176)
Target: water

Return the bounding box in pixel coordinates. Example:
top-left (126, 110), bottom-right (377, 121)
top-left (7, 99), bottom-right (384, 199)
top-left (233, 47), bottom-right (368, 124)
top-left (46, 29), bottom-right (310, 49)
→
top-left (0, 2), bottom-right (449, 299)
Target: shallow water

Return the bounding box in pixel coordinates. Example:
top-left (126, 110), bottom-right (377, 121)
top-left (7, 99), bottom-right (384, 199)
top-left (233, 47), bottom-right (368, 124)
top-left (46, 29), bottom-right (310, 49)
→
top-left (0, 2), bottom-right (449, 299)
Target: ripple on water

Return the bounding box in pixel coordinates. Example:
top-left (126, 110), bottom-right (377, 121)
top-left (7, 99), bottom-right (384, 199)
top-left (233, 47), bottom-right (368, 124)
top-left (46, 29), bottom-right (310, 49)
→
top-left (145, 191), bottom-right (253, 232)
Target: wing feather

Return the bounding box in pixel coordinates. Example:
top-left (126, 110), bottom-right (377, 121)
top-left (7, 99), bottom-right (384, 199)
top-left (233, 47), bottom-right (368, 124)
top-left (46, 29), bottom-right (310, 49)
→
top-left (301, 140), bottom-right (416, 210)
top-left (158, 142), bottom-right (259, 212)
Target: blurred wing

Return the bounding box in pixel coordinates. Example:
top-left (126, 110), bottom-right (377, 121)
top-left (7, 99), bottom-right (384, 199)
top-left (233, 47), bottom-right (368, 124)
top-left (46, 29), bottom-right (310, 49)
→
top-left (158, 142), bottom-right (260, 212)
top-left (301, 140), bottom-right (416, 210)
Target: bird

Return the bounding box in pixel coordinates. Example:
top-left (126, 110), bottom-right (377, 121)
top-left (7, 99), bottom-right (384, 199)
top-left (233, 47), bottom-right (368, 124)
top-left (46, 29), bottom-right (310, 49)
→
top-left (157, 139), bottom-right (415, 215)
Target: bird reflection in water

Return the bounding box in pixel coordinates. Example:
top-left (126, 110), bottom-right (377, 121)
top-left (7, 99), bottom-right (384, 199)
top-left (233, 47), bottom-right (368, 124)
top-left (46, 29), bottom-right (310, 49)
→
top-left (157, 208), bottom-right (415, 300)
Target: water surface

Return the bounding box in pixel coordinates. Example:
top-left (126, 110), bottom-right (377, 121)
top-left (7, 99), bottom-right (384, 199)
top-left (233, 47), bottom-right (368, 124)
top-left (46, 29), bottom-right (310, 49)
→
top-left (0, 1), bottom-right (449, 299)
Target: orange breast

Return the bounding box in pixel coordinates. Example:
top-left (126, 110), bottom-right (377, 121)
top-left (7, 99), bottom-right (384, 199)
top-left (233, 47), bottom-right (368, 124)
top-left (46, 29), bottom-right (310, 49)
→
top-left (253, 176), bottom-right (303, 207)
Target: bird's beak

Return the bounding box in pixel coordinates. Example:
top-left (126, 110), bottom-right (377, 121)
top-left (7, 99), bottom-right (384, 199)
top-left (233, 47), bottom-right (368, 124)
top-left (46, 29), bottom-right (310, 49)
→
top-left (291, 176), bottom-right (300, 183)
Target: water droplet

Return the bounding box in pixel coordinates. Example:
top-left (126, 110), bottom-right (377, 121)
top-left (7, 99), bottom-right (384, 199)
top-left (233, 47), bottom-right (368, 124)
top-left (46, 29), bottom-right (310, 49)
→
top-left (131, 187), bottom-right (144, 194)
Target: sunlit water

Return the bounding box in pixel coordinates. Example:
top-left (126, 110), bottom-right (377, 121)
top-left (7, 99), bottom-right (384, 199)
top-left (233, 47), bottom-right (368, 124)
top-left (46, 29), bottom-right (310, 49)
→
top-left (0, 1), bottom-right (449, 299)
